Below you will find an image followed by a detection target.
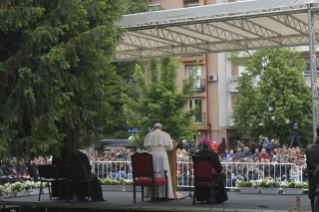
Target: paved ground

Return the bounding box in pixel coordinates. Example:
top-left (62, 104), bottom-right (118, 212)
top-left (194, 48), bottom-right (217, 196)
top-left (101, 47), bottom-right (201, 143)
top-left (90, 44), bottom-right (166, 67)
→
top-left (0, 191), bottom-right (312, 212)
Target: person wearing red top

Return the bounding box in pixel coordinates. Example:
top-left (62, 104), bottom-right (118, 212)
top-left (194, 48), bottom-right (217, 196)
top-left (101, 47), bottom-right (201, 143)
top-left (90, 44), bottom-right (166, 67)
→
top-left (210, 141), bottom-right (218, 152)
top-left (258, 148), bottom-right (270, 159)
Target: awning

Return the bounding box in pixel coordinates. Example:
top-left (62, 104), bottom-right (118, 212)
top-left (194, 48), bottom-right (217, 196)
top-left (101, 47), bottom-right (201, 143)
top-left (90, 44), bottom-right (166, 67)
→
top-left (113, 0), bottom-right (319, 62)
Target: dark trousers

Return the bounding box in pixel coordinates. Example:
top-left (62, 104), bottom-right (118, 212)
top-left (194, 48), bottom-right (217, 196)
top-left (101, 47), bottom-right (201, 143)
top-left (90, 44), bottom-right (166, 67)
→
top-left (309, 181), bottom-right (316, 212)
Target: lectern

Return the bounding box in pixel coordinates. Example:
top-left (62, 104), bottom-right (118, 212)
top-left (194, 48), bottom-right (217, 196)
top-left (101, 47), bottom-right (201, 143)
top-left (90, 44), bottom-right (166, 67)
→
top-left (167, 140), bottom-right (179, 199)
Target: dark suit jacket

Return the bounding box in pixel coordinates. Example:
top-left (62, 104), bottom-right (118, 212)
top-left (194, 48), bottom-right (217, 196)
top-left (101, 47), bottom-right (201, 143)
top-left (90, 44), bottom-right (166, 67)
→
top-left (2, 165), bottom-right (16, 176)
top-left (195, 148), bottom-right (223, 173)
top-left (66, 151), bottom-right (91, 174)
top-left (29, 163), bottom-right (39, 181)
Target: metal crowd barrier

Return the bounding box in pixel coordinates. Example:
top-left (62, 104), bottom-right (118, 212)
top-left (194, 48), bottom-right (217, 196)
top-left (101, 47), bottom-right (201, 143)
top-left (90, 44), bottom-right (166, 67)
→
top-left (92, 161), bottom-right (305, 190)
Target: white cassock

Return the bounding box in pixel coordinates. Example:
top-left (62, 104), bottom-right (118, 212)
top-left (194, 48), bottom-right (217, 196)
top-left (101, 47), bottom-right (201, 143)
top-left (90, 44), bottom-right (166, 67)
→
top-left (143, 129), bottom-right (174, 198)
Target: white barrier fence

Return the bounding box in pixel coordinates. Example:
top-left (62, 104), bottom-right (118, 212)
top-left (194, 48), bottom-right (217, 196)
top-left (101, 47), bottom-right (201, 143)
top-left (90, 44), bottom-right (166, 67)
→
top-left (92, 161), bottom-right (307, 189)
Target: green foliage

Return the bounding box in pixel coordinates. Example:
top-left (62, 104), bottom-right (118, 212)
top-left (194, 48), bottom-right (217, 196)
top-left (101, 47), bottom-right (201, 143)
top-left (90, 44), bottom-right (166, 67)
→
top-left (102, 61), bottom-right (140, 139)
top-left (256, 179), bottom-right (280, 188)
top-left (229, 48), bottom-right (312, 146)
top-left (122, 58), bottom-right (198, 146)
top-left (102, 0), bottom-right (151, 139)
top-left (0, 0), bottom-right (125, 159)
top-left (122, 0), bottom-right (152, 14)
top-left (237, 180), bottom-right (253, 187)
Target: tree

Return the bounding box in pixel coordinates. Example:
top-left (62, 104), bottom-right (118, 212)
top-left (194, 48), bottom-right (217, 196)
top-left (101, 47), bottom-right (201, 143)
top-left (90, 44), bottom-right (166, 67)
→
top-left (122, 58), bottom-right (198, 147)
top-left (0, 0), bottom-right (125, 159)
top-left (102, 0), bottom-right (151, 139)
top-left (229, 48), bottom-right (312, 146)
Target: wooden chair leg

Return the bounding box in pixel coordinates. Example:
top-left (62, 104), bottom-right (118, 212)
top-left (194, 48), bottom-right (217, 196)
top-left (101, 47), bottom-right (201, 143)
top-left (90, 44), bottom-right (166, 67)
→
top-left (38, 181), bottom-right (43, 201)
top-left (165, 184), bottom-right (168, 202)
top-left (141, 186), bottom-right (144, 202)
top-left (210, 185), bottom-right (214, 206)
top-left (152, 185), bottom-right (155, 204)
top-left (193, 186), bottom-right (196, 205)
top-left (133, 185), bottom-right (136, 203)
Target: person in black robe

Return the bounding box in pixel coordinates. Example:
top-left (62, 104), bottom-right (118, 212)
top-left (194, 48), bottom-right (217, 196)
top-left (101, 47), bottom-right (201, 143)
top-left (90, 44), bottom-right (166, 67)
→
top-left (194, 138), bottom-right (228, 203)
top-left (28, 158), bottom-right (40, 182)
top-left (66, 151), bottom-right (105, 201)
top-left (306, 125), bottom-right (319, 212)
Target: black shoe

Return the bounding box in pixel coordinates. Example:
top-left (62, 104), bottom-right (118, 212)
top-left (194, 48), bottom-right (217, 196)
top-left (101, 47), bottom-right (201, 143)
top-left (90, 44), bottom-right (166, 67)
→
top-left (99, 198), bottom-right (106, 201)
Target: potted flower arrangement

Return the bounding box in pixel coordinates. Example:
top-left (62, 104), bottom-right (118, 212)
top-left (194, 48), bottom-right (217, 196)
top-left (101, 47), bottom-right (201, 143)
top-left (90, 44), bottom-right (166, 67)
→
top-left (256, 179), bottom-right (280, 194)
top-left (2, 184), bottom-right (12, 199)
top-left (41, 182), bottom-right (50, 194)
top-left (23, 182), bottom-right (33, 196)
top-left (237, 180), bottom-right (259, 194)
top-left (120, 179), bottom-right (137, 192)
top-left (11, 182), bottom-right (28, 197)
top-left (281, 180), bottom-right (304, 195)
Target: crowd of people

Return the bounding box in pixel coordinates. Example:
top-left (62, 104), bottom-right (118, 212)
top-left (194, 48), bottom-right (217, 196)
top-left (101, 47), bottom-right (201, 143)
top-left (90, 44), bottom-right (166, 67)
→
top-left (87, 135), bottom-right (307, 188)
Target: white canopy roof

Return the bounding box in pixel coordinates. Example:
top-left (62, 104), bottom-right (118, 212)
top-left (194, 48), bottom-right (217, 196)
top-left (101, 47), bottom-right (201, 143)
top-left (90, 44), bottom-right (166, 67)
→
top-left (113, 0), bottom-right (319, 62)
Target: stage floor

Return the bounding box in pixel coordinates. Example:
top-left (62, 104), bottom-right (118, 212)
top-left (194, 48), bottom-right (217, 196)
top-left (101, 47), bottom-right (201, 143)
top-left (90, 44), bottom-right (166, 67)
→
top-left (0, 191), bottom-right (312, 212)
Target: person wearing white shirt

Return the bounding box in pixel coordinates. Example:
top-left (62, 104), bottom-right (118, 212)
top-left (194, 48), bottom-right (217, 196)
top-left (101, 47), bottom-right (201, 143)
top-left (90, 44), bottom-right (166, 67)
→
top-left (143, 123), bottom-right (174, 199)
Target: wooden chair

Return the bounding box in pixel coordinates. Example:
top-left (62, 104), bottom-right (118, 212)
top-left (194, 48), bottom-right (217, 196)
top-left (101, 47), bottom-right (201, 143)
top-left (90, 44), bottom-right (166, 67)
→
top-left (192, 155), bottom-right (223, 205)
top-left (131, 152), bottom-right (168, 204)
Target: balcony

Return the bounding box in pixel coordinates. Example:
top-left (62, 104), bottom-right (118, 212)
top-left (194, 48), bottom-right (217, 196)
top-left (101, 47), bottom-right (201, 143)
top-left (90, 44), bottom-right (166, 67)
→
top-left (194, 112), bottom-right (207, 124)
top-left (183, 79), bottom-right (206, 92)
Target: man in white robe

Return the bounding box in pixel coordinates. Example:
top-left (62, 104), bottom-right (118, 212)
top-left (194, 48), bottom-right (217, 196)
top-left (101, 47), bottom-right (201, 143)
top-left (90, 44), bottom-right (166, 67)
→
top-left (144, 123), bottom-right (174, 199)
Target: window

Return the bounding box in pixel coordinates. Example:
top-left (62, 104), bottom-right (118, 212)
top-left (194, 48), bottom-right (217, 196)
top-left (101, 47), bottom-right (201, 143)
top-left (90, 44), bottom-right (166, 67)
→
top-left (184, 0), bottom-right (199, 7)
top-left (187, 66), bottom-right (204, 91)
top-left (148, 3), bottom-right (160, 11)
top-left (237, 66), bottom-right (247, 77)
top-left (189, 99), bottom-right (203, 123)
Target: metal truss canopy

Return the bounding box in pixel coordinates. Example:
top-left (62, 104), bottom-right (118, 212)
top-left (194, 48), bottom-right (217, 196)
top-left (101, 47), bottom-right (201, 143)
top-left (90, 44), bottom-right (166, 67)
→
top-left (114, 0), bottom-right (319, 62)
top-left (115, 0), bottom-right (319, 141)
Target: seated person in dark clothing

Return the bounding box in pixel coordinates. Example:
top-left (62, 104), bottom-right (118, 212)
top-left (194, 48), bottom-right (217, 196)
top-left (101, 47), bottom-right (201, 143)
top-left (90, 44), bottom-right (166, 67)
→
top-left (3, 158), bottom-right (25, 183)
top-left (29, 158), bottom-right (40, 182)
top-left (0, 167), bottom-right (15, 185)
top-left (195, 138), bottom-right (228, 203)
top-left (66, 151), bottom-right (105, 202)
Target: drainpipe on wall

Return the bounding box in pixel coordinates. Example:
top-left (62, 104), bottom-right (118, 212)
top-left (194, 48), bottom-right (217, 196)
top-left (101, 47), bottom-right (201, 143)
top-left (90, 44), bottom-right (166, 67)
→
top-left (204, 0), bottom-right (212, 140)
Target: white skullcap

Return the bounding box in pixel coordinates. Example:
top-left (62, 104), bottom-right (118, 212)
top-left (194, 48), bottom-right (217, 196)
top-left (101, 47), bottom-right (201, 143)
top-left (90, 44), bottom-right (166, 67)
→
top-left (182, 139), bottom-right (187, 143)
top-left (213, 141), bottom-right (217, 144)
top-left (154, 123), bottom-right (162, 128)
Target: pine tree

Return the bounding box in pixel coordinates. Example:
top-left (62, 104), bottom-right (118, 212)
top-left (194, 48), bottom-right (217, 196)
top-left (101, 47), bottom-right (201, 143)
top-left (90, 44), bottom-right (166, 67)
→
top-left (122, 58), bottom-right (198, 147)
top-left (229, 48), bottom-right (312, 146)
top-left (0, 0), bottom-right (125, 159)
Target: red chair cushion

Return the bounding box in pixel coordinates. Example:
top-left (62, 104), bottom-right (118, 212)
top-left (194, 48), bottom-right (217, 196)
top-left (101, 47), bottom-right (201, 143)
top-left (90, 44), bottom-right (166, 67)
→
top-left (135, 177), bottom-right (167, 186)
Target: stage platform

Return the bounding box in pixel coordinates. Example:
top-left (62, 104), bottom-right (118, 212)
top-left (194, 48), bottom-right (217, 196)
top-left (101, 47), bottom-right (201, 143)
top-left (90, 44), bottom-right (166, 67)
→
top-left (0, 191), bottom-right (312, 212)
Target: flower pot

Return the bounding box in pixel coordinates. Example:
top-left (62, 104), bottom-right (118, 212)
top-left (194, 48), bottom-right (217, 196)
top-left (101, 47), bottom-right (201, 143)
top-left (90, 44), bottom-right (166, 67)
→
top-left (239, 187), bottom-right (259, 194)
top-left (283, 188), bottom-right (304, 195)
top-left (259, 188), bottom-right (279, 194)
top-left (16, 190), bottom-right (28, 197)
top-left (3, 191), bottom-right (16, 198)
top-left (28, 189), bottom-right (35, 196)
top-left (33, 188), bottom-right (40, 195)
top-left (42, 187), bottom-right (49, 194)
top-left (101, 185), bottom-right (108, 191)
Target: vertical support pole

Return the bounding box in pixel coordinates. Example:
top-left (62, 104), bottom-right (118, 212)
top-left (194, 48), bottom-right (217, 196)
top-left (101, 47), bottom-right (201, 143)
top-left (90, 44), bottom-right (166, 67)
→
top-left (308, 5), bottom-right (318, 142)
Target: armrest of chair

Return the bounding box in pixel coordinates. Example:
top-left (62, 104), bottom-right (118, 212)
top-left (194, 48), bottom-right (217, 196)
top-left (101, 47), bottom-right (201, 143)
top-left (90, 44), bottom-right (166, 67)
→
top-left (154, 170), bottom-right (168, 179)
